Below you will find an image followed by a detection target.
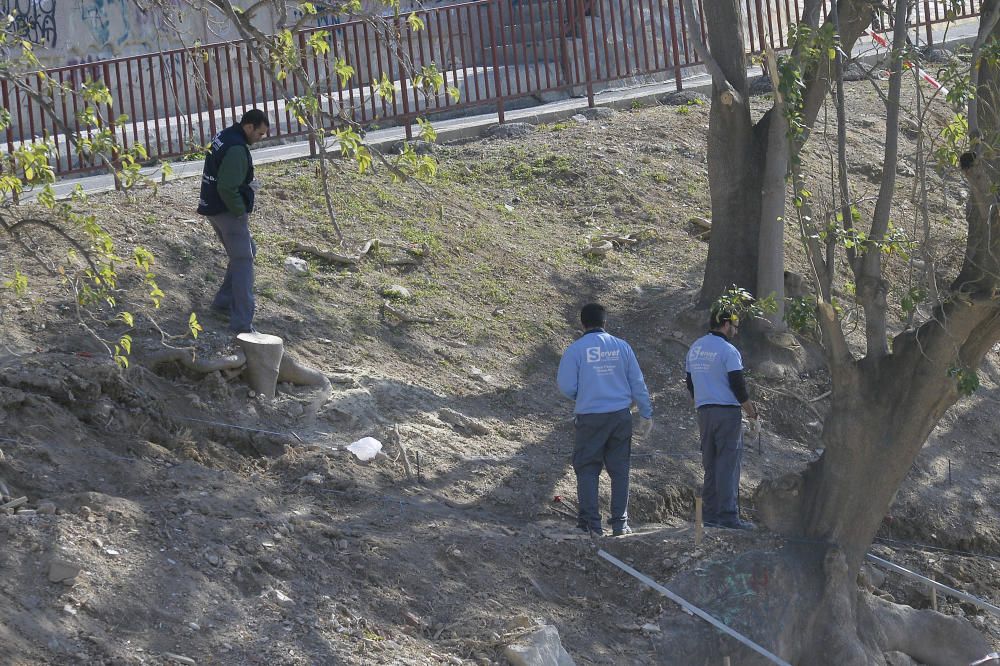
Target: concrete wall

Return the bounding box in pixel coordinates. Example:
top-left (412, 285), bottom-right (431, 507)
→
top-left (8, 0), bottom-right (466, 67)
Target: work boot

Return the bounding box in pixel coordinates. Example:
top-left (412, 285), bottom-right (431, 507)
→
top-left (578, 524), bottom-right (604, 538)
top-left (718, 519), bottom-right (756, 531)
top-left (612, 525), bottom-right (633, 537)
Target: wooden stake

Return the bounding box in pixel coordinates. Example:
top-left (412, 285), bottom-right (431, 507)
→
top-left (395, 424), bottom-right (414, 481)
top-left (0, 496), bottom-right (27, 511)
top-left (930, 586), bottom-right (938, 611)
top-left (723, 657), bottom-right (731, 666)
top-left (695, 496), bottom-right (703, 546)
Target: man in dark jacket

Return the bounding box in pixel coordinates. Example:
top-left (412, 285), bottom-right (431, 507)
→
top-left (197, 109), bottom-right (269, 334)
top-left (686, 307), bottom-right (759, 530)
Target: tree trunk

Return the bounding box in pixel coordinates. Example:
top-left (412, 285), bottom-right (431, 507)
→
top-left (687, 2), bottom-right (1000, 662)
top-left (697, 0), bottom-right (763, 307)
top-left (699, 0), bottom-right (877, 309)
top-left (757, 52), bottom-right (789, 328)
top-left (744, 318), bottom-right (996, 666)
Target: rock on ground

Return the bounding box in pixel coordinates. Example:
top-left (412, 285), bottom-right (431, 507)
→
top-left (659, 90), bottom-right (709, 106)
top-left (486, 122), bottom-right (536, 139)
top-left (579, 106), bottom-right (616, 120)
top-left (504, 625), bottom-right (575, 666)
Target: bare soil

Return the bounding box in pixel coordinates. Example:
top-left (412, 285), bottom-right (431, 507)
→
top-left (2, 78), bottom-right (1000, 665)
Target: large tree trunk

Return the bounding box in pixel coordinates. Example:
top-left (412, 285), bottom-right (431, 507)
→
top-left (747, 297), bottom-right (1000, 664)
top-left (681, 2), bottom-right (1000, 662)
top-left (699, 0), bottom-right (876, 308)
top-left (697, 0), bottom-right (763, 307)
top-left (757, 55), bottom-right (790, 328)
top-left (755, 2), bottom-right (1000, 658)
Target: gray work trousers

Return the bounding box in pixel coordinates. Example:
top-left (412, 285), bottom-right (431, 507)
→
top-left (573, 408), bottom-right (632, 532)
top-left (208, 211), bottom-right (256, 333)
top-left (698, 405), bottom-right (744, 526)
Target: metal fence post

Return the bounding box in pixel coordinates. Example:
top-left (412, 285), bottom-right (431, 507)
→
top-left (923, 1), bottom-right (933, 46)
top-left (396, 17), bottom-right (414, 140)
top-left (577, 0), bottom-right (595, 107)
top-left (296, 30), bottom-right (318, 156)
top-left (753, 0), bottom-right (767, 53)
top-left (667, 0), bottom-right (683, 90)
top-left (486, 0), bottom-right (505, 124)
top-left (101, 62), bottom-right (122, 190)
top-left (1, 80), bottom-right (14, 155)
top-left (203, 51), bottom-right (217, 138)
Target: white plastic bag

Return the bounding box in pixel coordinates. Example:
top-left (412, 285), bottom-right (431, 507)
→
top-left (346, 437), bottom-right (382, 461)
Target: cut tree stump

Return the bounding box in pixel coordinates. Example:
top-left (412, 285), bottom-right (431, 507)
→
top-left (236, 332), bottom-right (284, 398)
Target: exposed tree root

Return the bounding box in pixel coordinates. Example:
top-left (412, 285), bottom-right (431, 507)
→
top-left (380, 300), bottom-right (439, 324)
top-left (278, 353), bottom-right (332, 418)
top-left (655, 544), bottom-right (991, 666)
top-left (287, 238), bottom-right (427, 267)
top-left (144, 347), bottom-right (247, 373)
top-left (143, 345), bottom-right (331, 418)
top-left (859, 592), bottom-right (992, 666)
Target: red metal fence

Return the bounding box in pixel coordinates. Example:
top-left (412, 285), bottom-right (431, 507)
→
top-left (0, 0), bottom-right (982, 176)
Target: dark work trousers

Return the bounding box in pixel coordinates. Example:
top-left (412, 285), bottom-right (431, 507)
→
top-left (573, 408), bottom-right (633, 532)
top-left (697, 405), bottom-right (744, 526)
top-left (208, 211), bottom-right (257, 333)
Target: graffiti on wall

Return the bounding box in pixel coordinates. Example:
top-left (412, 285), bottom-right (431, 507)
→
top-left (3, 0), bottom-right (58, 46)
top-left (30, 0), bottom-right (470, 67)
top-left (78, 0), bottom-right (130, 49)
top-left (291, 6), bottom-right (342, 28)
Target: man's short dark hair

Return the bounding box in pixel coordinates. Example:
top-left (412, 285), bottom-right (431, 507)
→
top-left (710, 307), bottom-right (737, 330)
top-left (240, 109), bottom-right (270, 128)
top-left (580, 303), bottom-right (606, 328)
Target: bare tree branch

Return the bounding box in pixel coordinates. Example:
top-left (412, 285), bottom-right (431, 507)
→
top-left (856, 0), bottom-right (909, 360)
top-left (969, 0), bottom-right (1000, 141)
top-left (681, 0), bottom-right (743, 106)
top-left (2, 217), bottom-right (100, 275)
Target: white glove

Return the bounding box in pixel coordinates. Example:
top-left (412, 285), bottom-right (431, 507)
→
top-left (249, 179), bottom-right (262, 192)
top-left (635, 417), bottom-right (653, 439)
top-left (746, 417), bottom-right (762, 437)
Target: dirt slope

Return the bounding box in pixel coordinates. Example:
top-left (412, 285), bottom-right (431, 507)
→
top-left (2, 79), bottom-right (1000, 665)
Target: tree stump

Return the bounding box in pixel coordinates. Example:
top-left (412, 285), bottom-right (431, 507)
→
top-left (236, 332), bottom-right (284, 398)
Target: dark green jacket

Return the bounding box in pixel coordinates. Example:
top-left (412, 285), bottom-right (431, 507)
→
top-left (197, 124), bottom-right (255, 216)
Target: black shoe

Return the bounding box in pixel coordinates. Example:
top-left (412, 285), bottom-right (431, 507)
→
top-left (578, 525), bottom-right (604, 538)
top-left (717, 519), bottom-right (756, 531)
top-left (612, 525), bottom-right (633, 537)
top-left (703, 520), bottom-right (720, 528)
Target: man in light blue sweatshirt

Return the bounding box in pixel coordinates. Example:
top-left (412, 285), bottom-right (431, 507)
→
top-left (557, 303), bottom-right (653, 537)
top-left (686, 307), bottom-right (758, 530)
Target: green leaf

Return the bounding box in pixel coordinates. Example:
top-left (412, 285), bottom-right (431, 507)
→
top-left (4, 270), bottom-right (28, 297)
top-left (334, 57), bottom-right (355, 87)
top-left (37, 184), bottom-right (56, 208)
top-left (189, 312), bottom-right (203, 339)
top-left (416, 117), bottom-right (437, 143)
top-left (308, 31), bottom-right (330, 56)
